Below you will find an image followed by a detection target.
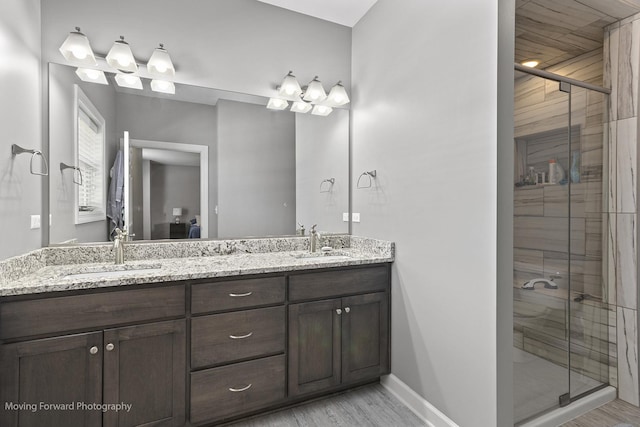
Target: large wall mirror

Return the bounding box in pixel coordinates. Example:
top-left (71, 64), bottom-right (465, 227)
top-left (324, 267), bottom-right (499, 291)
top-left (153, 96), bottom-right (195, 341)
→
top-left (48, 63), bottom-right (349, 245)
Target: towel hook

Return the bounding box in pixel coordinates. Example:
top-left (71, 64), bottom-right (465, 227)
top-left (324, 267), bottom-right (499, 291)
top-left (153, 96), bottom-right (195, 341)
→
top-left (356, 170), bottom-right (377, 189)
top-left (319, 178), bottom-right (335, 193)
top-left (60, 162), bottom-right (83, 185)
top-left (11, 144), bottom-right (49, 176)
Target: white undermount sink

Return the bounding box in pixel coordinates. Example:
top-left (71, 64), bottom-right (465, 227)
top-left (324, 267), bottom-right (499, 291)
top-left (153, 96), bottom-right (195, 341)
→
top-left (63, 268), bottom-right (163, 280)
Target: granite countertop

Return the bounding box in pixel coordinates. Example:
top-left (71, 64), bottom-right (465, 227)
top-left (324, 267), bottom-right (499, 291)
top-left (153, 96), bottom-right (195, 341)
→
top-left (0, 236), bottom-right (394, 297)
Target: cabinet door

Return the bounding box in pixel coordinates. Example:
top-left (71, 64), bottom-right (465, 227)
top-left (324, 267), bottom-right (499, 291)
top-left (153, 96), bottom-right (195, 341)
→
top-left (103, 319), bottom-right (186, 427)
top-left (341, 292), bottom-right (389, 383)
top-left (0, 332), bottom-right (103, 427)
top-left (288, 299), bottom-right (342, 396)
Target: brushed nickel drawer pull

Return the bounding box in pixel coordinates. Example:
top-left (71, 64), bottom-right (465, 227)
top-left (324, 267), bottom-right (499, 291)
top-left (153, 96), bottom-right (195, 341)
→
top-left (89, 346), bottom-right (98, 355)
top-left (229, 332), bottom-right (253, 340)
top-left (229, 292), bottom-right (252, 297)
top-left (106, 343), bottom-right (115, 351)
top-left (344, 307), bottom-right (350, 313)
top-left (336, 308), bottom-right (342, 315)
top-left (229, 384), bottom-right (252, 392)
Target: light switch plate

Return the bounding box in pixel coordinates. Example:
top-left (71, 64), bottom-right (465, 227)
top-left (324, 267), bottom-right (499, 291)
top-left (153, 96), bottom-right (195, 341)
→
top-left (352, 213), bottom-right (361, 223)
top-left (342, 212), bottom-right (349, 222)
top-left (30, 215), bottom-right (41, 229)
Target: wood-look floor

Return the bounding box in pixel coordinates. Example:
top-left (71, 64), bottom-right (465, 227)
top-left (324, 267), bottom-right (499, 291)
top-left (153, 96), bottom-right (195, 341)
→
top-left (562, 399), bottom-right (640, 426)
top-left (227, 384), bottom-right (425, 427)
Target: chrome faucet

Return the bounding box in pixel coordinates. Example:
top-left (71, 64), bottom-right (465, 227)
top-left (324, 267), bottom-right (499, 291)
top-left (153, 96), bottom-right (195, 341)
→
top-left (112, 228), bottom-right (127, 264)
top-left (310, 224), bottom-right (320, 253)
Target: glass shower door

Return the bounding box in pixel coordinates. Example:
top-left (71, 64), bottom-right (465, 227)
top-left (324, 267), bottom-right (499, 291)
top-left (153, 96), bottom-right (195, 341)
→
top-left (513, 72), bottom-right (571, 423)
top-left (567, 85), bottom-right (610, 400)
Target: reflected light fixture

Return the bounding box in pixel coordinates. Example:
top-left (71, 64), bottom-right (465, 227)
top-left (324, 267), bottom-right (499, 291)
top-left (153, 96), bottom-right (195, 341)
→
top-left (312, 105), bottom-right (333, 116)
top-left (151, 79), bottom-right (175, 94)
top-left (59, 27), bottom-right (97, 66)
top-left (278, 71), bottom-right (302, 98)
top-left (106, 36), bottom-right (138, 73)
top-left (75, 68), bottom-right (108, 85)
top-left (291, 101), bottom-right (313, 113)
top-left (302, 76), bottom-right (327, 103)
top-left (326, 81), bottom-right (350, 106)
top-left (115, 74), bottom-right (143, 90)
top-left (147, 43), bottom-right (175, 78)
top-left (267, 98), bottom-right (289, 110)
top-left (521, 60), bottom-right (539, 68)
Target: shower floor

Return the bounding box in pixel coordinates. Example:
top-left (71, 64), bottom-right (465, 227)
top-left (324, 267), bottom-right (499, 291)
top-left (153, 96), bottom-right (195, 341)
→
top-left (514, 347), bottom-right (603, 423)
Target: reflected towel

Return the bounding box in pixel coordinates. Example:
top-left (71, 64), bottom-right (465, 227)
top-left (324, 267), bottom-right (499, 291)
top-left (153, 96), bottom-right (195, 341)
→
top-left (106, 150), bottom-right (125, 238)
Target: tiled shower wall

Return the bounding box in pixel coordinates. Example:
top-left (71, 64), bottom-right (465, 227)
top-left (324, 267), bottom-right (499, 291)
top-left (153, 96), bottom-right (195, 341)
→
top-left (605, 15), bottom-right (640, 406)
top-left (514, 50), bottom-right (617, 388)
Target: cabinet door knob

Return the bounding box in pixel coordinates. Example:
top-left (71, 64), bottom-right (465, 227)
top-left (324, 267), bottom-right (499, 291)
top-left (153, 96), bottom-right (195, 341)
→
top-left (336, 308), bottom-right (342, 315)
top-left (106, 343), bottom-right (115, 351)
top-left (89, 346), bottom-right (98, 355)
top-left (344, 307), bottom-right (350, 313)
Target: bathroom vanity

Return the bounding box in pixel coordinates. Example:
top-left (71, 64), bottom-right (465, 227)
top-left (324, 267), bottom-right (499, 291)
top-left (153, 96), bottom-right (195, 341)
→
top-left (0, 236), bottom-right (392, 426)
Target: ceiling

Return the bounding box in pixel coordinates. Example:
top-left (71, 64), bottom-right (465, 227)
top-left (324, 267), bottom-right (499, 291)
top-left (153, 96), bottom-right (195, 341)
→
top-left (255, 0), bottom-right (377, 27)
top-left (516, 0), bottom-right (640, 69)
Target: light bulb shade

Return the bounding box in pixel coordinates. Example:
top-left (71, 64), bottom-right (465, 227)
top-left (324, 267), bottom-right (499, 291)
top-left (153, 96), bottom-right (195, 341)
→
top-left (302, 77), bottom-right (327, 103)
top-left (172, 208), bottom-right (183, 216)
top-left (326, 82), bottom-right (350, 106)
top-left (59, 29), bottom-right (97, 66)
top-left (75, 68), bottom-right (108, 85)
top-left (291, 101), bottom-right (312, 113)
top-left (151, 79), bottom-right (175, 94)
top-left (311, 105), bottom-right (333, 116)
top-left (147, 45), bottom-right (175, 78)
top-left (278, 71), bottom-right (302, 98)
top-left (106, 38), bottom-right (138, 73)
top-left (267, 98), bottom-right (289, 110)
top-left (115, 74), bottom-right (143, 90)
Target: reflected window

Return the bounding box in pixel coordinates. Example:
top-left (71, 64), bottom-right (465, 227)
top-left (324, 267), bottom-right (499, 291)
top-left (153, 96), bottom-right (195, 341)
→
top-left (74, 85), bottom-right (106, 224)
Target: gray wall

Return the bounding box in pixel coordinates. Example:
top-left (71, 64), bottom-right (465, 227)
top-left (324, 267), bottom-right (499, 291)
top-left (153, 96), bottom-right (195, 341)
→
top-left (0, 0), bottom-right (42, 259)
top-left (48, 63), bottom-right (118, 244)
top-left (150, 163), bottom-right (200, 239)
top-left (115, 93), bottom-right (218, 237)
top-left (40, 0), bottom-right (352, 98)
top-left (351, 0), bottom-right (505, 425)
top-left (217, 100), bottom-right (295, 238)
top-left (295, 110), bottom-right (349, 233)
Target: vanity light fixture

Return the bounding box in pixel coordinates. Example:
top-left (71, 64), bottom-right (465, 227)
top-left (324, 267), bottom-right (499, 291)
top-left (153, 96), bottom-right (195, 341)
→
top-left (302, 76), bottom-right (327, 102)
top-left (75, 68), bottom-right (108, 85)
top-left (151, 79), bottom-right (176, 94)
top-left (291, 101), bottom-right (313, 113)
top-left (147, 44), bottom-right (175, 78)
top-left (59, 27), bottom-right (97, 66)
top-left (267, 98), bottom-right (289, 110)
top-left (278, 71), bottom-right (303, 98)
top-left (115, 73), bottom-right (143, 90)
top-left (311, 105), bottom-right (333, 116)
top-left (326, 81), bottom-right (350, 106)
top-left (106, 36), bottom-right (138, 73)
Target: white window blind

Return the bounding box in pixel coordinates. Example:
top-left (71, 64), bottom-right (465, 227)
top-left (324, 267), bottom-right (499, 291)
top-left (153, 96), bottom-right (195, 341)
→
top-left (75, 86), bottom-right (106, 224)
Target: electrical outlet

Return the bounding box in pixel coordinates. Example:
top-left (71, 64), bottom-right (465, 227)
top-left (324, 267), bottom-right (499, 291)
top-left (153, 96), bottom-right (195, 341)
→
top-left (342, 212), bottom-right (349, 222)
top-left (30, 215), bottom-right (41, 229)
top-left (352, 213), bottom-right (361, 223)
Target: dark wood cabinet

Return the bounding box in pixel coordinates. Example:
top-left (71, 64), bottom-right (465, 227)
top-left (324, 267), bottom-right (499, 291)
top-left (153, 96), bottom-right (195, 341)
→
top-left (288, 291), bottom-right (389, 397)
top-left (0, 332), bottom-right (103, 427)
top-left (169, 223), bottom-right (187, 239)
top-left (103, 320), bottom-right (186, 427)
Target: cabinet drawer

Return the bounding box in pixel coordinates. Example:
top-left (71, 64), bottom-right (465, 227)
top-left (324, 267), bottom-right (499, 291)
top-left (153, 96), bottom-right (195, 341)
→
top-left (191, 276), bottom-right (285, 314)
top-left (289, 266), bottom-right (389, 302)
top-left (190, 354), bottom-right (285, 424)
top-left (191, 306), bottom-right (285, 368)
top-left (0, 285), bottom-right (185, 340)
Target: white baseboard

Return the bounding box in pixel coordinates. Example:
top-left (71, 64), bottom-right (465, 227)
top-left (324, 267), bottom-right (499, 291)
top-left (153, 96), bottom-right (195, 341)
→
top-left (380, 374), bottom-right (459, 427)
